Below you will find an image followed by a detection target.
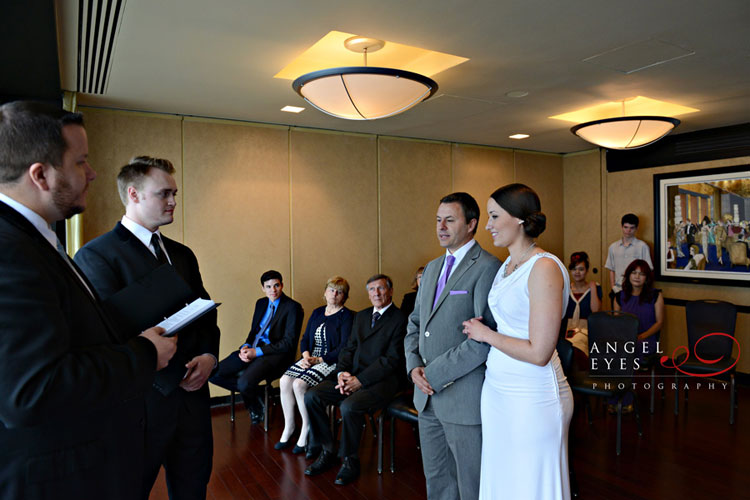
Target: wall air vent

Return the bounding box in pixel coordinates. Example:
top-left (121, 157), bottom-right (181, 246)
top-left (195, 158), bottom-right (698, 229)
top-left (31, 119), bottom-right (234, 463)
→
top-left (77, 0), bottom-right (126, 95)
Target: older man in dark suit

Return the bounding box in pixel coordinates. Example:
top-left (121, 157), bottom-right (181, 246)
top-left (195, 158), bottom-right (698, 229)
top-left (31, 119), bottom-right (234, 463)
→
top-left (210, 270), bottom-right (304, 423)
top-left (304, 274), bottom-right (407, 486)
top-left (75, 156), bottom-right (220, 500)
top-left (0, 101), bottom-right (176, 500)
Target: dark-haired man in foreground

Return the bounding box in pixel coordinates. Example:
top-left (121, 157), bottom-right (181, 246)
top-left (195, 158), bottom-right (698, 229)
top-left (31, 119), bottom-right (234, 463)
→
top-left (405, 192), bottom-right (500, 500)
top-left (0, 101), bottom-right (176, 499)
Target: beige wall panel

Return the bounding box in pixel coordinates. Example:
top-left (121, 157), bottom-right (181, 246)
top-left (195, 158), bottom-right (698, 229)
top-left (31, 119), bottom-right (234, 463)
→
top-left (514, 152), bottom-right (565, 259)
top-left (290, 129), bottom-right (378, 317)
top-left (379, 138), bottom-right (452, 306)
top-left (80, 108), bottom-right (183, 243)
top-left (452, 144), bottom-right (515, 262)
top-left (182, 119), bottom-right (290, 395)
top-left (563, 151), bottom-right (603, 279)
top-left (604, 155), bottom-right (750, 373)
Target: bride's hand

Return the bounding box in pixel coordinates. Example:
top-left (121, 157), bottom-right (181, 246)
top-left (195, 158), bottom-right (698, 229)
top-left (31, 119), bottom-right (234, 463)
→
top-left (462, 317), bottom-right (490, 343)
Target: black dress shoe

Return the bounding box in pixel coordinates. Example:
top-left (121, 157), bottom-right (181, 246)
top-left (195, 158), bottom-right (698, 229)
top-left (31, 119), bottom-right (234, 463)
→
top-left (304, 450), bottom-right (337, 476)
top-left (292, 445), bottom-right (306, 454)
top-left (274, 440), bottom-right (292, 450)
top-left (305, 445), bottom-right (321, 460)
top-left (334, 457), bottom-right (360, 485)
top-left (249, 410), bottom-right (263, 424)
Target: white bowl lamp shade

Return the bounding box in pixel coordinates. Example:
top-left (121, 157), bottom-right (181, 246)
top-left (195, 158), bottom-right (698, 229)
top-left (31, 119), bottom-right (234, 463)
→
top-left (293, 67), bottom-right (438, 120)
top-left (571, 116), bottom-right (681, 150)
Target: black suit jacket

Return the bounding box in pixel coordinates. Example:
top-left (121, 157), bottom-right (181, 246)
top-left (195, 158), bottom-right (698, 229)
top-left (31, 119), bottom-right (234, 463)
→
top-left (337, 304), bottom-right (408, 396)
top-left (0, 202), bottom-right (157, 499)
top-left (74, 221), bottom-right (221, 394)
top-left (243, 293), bottom-right (303, 362)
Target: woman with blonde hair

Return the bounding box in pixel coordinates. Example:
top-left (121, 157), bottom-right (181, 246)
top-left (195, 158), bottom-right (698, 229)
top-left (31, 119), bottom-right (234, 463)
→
top-left (276, 276), bottom-right (353, 455)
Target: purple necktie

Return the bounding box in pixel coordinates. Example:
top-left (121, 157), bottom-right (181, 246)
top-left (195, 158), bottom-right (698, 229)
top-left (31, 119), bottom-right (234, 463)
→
top-left (433, 255), bottom-right (455, 309)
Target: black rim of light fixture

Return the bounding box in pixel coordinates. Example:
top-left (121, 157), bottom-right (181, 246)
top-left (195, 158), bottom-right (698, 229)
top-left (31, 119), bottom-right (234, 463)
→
top-left (292, 66), bottom-right (439, 120)
top-left (570, 115), bottom-right (681, 149)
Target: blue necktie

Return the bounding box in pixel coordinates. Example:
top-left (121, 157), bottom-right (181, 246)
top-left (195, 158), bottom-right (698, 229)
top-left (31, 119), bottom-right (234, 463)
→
top-left (253, 304), bottom-right (275, 348)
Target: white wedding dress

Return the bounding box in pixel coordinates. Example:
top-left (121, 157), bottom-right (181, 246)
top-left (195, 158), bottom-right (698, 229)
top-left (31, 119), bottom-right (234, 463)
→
top-left (479, 252), bottom-right (573, 500)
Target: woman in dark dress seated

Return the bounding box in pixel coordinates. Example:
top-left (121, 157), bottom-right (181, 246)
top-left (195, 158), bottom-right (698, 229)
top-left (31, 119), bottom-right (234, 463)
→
top-left (276, 276), bottom-right (354, 453)
top-left (610, 259), bottom-right (664, 412)
top-left (563, 252), bottom-right (602, 374)
top-left (400, 266), bottom-right (424, 319)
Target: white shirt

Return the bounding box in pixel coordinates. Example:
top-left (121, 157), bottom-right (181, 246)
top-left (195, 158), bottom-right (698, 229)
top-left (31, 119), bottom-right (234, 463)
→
top-left (0, 192), bottom-right (94, 297)
top-left (0, 192), bottom-right (58, 248)
top-left (373, 302), bottom-right (393, 316)
top-left (121, 215), bottom-right (172, 264)
top-left (437, 238), bottom-right (476, 279)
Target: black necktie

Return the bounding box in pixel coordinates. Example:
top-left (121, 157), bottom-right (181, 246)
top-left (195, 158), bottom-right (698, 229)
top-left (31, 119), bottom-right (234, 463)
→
top-left (151, 233), bottom-right (169, 265)
top-left (371, 311), bottom-right (381, 328)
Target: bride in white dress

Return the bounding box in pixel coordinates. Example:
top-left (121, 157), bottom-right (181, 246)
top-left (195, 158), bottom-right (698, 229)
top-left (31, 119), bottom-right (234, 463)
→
top-left (463, 183), bottom-right (573, 500)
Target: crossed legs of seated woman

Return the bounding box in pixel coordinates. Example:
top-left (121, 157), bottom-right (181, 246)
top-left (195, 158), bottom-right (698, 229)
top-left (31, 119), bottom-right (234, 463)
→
top-left (274, 277), bottom-right (354, 455)
top-left (279, 375), bottom-right (312, 452)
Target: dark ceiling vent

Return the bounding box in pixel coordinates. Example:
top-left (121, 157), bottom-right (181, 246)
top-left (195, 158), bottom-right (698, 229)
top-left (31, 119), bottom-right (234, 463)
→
top-left (606, 123), bottom-right (750, 172)
top-left (77, 0), bottom-right (126, 95)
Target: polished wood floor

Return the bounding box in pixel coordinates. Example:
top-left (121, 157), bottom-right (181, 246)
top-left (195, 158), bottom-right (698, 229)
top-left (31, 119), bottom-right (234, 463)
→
top-left (150, 382), bottom-right (749, 499)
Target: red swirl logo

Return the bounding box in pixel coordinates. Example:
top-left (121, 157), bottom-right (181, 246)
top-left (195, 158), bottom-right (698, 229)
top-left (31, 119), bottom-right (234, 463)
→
top-left (660, 332), bottom-right (740, 377)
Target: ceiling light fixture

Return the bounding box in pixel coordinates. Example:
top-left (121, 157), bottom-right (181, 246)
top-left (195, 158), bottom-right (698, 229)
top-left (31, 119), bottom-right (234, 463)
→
top-left (569, 100), bottom-right (680, 150)
top-left (292, 36), bottom-right (438, 120)
top-left (509, 133), bottom-right (530, 139)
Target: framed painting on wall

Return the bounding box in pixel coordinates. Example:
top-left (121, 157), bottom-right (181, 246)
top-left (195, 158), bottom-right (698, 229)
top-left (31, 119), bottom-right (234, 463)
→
top-left (653, 164), bottom-right (750, 287)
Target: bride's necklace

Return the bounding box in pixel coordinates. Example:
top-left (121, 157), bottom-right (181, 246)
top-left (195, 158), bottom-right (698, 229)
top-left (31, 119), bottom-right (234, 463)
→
top-left (503, 242), bottom-right (537, 278)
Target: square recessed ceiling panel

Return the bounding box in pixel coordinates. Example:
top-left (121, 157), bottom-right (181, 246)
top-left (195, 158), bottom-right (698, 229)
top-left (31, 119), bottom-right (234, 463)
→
top-left (583, 39), bottom-right (695, 74)
top-left (549, 96), bottom-right (699, 123)
top-left (275, 31), bottom-right (469, 80)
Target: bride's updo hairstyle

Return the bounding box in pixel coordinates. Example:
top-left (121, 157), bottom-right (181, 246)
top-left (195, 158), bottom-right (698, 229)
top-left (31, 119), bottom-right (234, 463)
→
top-left (490, 183), bottom-right (546, 238)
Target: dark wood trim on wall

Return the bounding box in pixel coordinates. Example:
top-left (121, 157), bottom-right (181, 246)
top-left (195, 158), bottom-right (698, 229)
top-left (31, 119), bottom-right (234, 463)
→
top-left (606, 123), bottom-right (750, 172)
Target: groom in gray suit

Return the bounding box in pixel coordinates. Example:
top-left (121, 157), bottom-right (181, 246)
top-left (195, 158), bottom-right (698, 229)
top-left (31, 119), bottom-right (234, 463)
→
top-left (404, 192), bottom-right (500, 500)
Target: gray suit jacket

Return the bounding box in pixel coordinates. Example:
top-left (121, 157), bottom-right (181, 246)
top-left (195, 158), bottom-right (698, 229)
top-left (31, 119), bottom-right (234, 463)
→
top-left (404, 241), bottom-right (501, 425)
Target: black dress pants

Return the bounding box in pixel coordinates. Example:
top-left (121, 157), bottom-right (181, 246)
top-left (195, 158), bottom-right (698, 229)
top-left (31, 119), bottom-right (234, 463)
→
top-left (141, 386), bottom-right (213, 500)
top-left (304, 378), bottom-right (394, 457)
top-left (209, 350), bottom-right (288, 410)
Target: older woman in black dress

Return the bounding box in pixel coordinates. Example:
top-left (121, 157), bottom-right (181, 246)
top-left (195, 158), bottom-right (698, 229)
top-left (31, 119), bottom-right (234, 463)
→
top-left (276, 276), bottom-right (354, 454)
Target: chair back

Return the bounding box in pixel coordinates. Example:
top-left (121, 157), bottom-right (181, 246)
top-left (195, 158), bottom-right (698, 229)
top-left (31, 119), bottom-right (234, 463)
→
top-left (587, 310), bottom-right (640, 379)
top-left (556, 337), bottom-right (575, 377)
top-left (685, 300), bottom-right (737, 358)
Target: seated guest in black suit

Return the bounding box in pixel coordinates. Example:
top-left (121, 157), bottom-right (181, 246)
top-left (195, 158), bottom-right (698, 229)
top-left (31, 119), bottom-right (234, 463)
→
top-left (304, 274), bottom-right (407, 486)
top-left (210, 270), bottom-right (303, 423)
top-left (400, 265), bottom-right (424, 319)
top-left (276, 276), bottom-right (354, 455)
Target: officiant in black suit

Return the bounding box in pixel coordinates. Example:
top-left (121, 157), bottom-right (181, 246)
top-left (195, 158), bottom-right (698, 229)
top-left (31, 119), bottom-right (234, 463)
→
top-left (0, 102), bottom-right (177, 500)
top-left (75, 156), bottom-right (220, 500)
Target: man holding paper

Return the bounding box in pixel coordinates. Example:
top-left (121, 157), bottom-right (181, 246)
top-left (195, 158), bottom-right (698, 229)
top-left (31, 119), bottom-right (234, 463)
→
top-left (0, 102), bottom-right (176, 500)
top-left (75, 156), bottom-right (220, 500)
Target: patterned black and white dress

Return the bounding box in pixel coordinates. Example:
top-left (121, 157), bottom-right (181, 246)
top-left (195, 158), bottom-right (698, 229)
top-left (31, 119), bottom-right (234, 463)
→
top-left (283, 322), bottom-right (337, 385)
